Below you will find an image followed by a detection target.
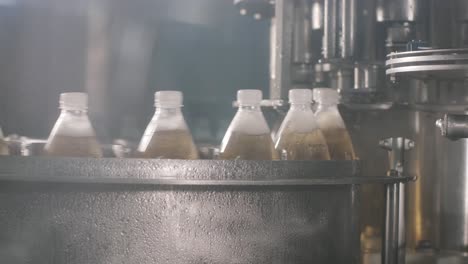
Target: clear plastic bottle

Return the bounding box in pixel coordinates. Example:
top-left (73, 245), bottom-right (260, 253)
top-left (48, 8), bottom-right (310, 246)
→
top-left (219, 90), bottom-right (278, 160)
top-left (313, 88), bottom-right (356, 160)
top-left (44, 93), bottom-right (103, 158)
top-left (0, 127), bottom-right (9, 155)
top-left (275, 89), bottom-right (330, 160)
top-left (136, 91), bottom-right (198, 159)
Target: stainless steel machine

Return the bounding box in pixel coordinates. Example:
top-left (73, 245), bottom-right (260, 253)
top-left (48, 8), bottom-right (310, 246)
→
top-left (1, 0), bottom-right (468, 263)
top-left (233, 0), bottom-right (468, 263)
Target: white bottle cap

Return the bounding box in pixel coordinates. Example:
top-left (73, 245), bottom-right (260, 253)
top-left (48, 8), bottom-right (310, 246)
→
top-left (289, 89), bottom-right (312, 104)
top-left (60, 92), bottom-right (88, 110)
top-left (154, 91), bottom-right (183, 107)
top-left (237, 89), bottom-right (262, 106)
top-left (312, 88), bottom-right (340, 105)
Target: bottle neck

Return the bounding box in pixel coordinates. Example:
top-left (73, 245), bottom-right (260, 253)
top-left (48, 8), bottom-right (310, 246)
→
top-left (315, 102), bottom-right (338, 112)
top-left (155, 106), bottom-right (182, 115)
top-left (60, 108), bottom-right (88, 115)
top-left (238, 105), bottom-right (261, 111)
top-left (290, 103), bottom-right (313, 111)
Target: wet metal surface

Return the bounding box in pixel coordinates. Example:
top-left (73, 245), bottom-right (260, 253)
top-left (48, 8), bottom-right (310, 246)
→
top-left (0, 157), bottom-right (406, 264)
top-left (0, 157), bottom-right (409, 185)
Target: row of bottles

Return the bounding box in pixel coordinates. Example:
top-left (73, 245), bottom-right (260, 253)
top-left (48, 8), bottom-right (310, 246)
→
top-left (220, 88), bottom-right (355, 160)
top-left (0, 89), bottom-right (355, 160)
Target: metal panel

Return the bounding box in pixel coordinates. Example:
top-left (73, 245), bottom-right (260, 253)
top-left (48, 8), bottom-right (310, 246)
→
top-left (406, 110), bottom-right (439, 250)
top-left (438, 136), bottom-right (468, 252)
top-left (0, 157), bottom-right (378, 264)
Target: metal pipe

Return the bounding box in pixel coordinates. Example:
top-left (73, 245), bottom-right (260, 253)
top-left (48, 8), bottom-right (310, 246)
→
top-left (383, 183), bottom-right (400, 264)
top-left (436, 114), bottom-right (468, 140)
top-left (376, 0), bottom-right (421, 22)
top-left (311, 0), bottom-right (323, 30)
top-left (271, 0), bottom-right (295, 100)
top-left (323, 0), bottom-right (337, 59)
top-left (269, 18), bottom-right (277, 99)
top-left (293, 0), bottom-right (312, 64)
top-left (339, 0), bottom-right (356, 59)
top-left (397, 182), bottom-right (406, 263)
top-left (358, 0), bottom-right (377, 61)
top-left (380, 137), bottom-right (413, 264)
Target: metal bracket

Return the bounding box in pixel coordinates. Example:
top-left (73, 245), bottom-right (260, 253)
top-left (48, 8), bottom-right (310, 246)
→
top-left (379, 137), bottom-right (414, 264)
top-left (436, 114), bottom-right (468, 140)
top-left (379, 137), bottom-right (414, 175)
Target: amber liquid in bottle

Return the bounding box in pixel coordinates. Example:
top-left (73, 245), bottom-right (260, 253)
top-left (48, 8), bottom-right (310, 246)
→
top-left (219, 132), bottom-right (278, 160)
top-left (44, 135), bottom-right (103, 158)
top-left (136, 130), bottom-right (198, 159)
top-left (320, 127), bottom-right (355, 160)
top-left (275, 130), bottom-right (330, 160)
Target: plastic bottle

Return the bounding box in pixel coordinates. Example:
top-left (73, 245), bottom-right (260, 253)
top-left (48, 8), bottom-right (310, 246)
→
top-left (44, 93), bottom-right (103, 158)
top-left (275, 89), bottom-right (330, 160)
top-left (136, 91), bottom-right (198, 159)
top-left (0, 127), bottom-right (9, 155)
top-left (313, 88), bottom-right (356, 160)
top-left (219, 90), bottom-right (278, 160)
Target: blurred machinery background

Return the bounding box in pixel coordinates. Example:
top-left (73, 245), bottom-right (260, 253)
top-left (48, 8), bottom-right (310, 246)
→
top-left (2, 0), bottom-right (468, 263)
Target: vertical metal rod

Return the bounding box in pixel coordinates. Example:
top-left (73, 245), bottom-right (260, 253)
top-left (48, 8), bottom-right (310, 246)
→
top-left (383, 183), bottom-right (400, 264)
top-left (293, 0), bottom-right (312, 64)
top-left (339, 0), bottom-right (356, 59)
top-left (358, 0), bottom-right (377, 61)
top-left (269, 18), bottom-right (277, 98)
top-left (323, 0), bottom-right (337, 59)
top-left (271, 0), bottom-right (295, 100)
top-left (398, 182), bottom-right (406, 263)
top-left (380, 137), bottom-right (412, 264)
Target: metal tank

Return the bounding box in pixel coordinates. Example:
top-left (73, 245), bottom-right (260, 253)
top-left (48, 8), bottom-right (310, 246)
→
top-left (387, 47), bottom-right (468, 260)
top-left (0, 157), bottom-right (410, 264)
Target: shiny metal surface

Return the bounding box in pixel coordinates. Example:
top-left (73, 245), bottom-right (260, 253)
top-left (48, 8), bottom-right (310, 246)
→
top-left (386, 48), bottom-right (468, 79)
top-left (323, 0), bottom-right (337, 59)
top-left (357, 0), bottom-right (377, 61)
top-left (406, 110), bottom-right (439, 250)
top-left (385, 47), bottom-right (468, 253)
top-left (339, 0), bottom-right (356, 59)
top-left (383, 182), bottom-right (402, 264)
top-left (311, 0), bottom-right (323, 30)
top-left (353, 63), bottom-right (384, 91)
top-left (380, 138), bottom-right (414, 264)
top-left (0, 157), bottom-right (414, 185)
top-left (293, 0), bottom-right (312, 64)
top-left (0, 157), bottom-right (412, 264)
top-left (380, 137), bottom-right (414, 264)
top-left (322, 0), bottom-right (356, 59)
top-left (376, 0), bottom-right (421, 22)
top-left (438, 137), bottom-right (468, 252)
top-left (270, 0), bottom-right (294, 99)
top-left (0, 184), bottom-right (359, 263)
top-left (436, 114), bottom-right (468, 140)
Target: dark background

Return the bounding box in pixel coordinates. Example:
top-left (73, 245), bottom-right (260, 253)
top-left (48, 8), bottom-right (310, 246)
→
top-left (0, 0), bottom-right (270, 144)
